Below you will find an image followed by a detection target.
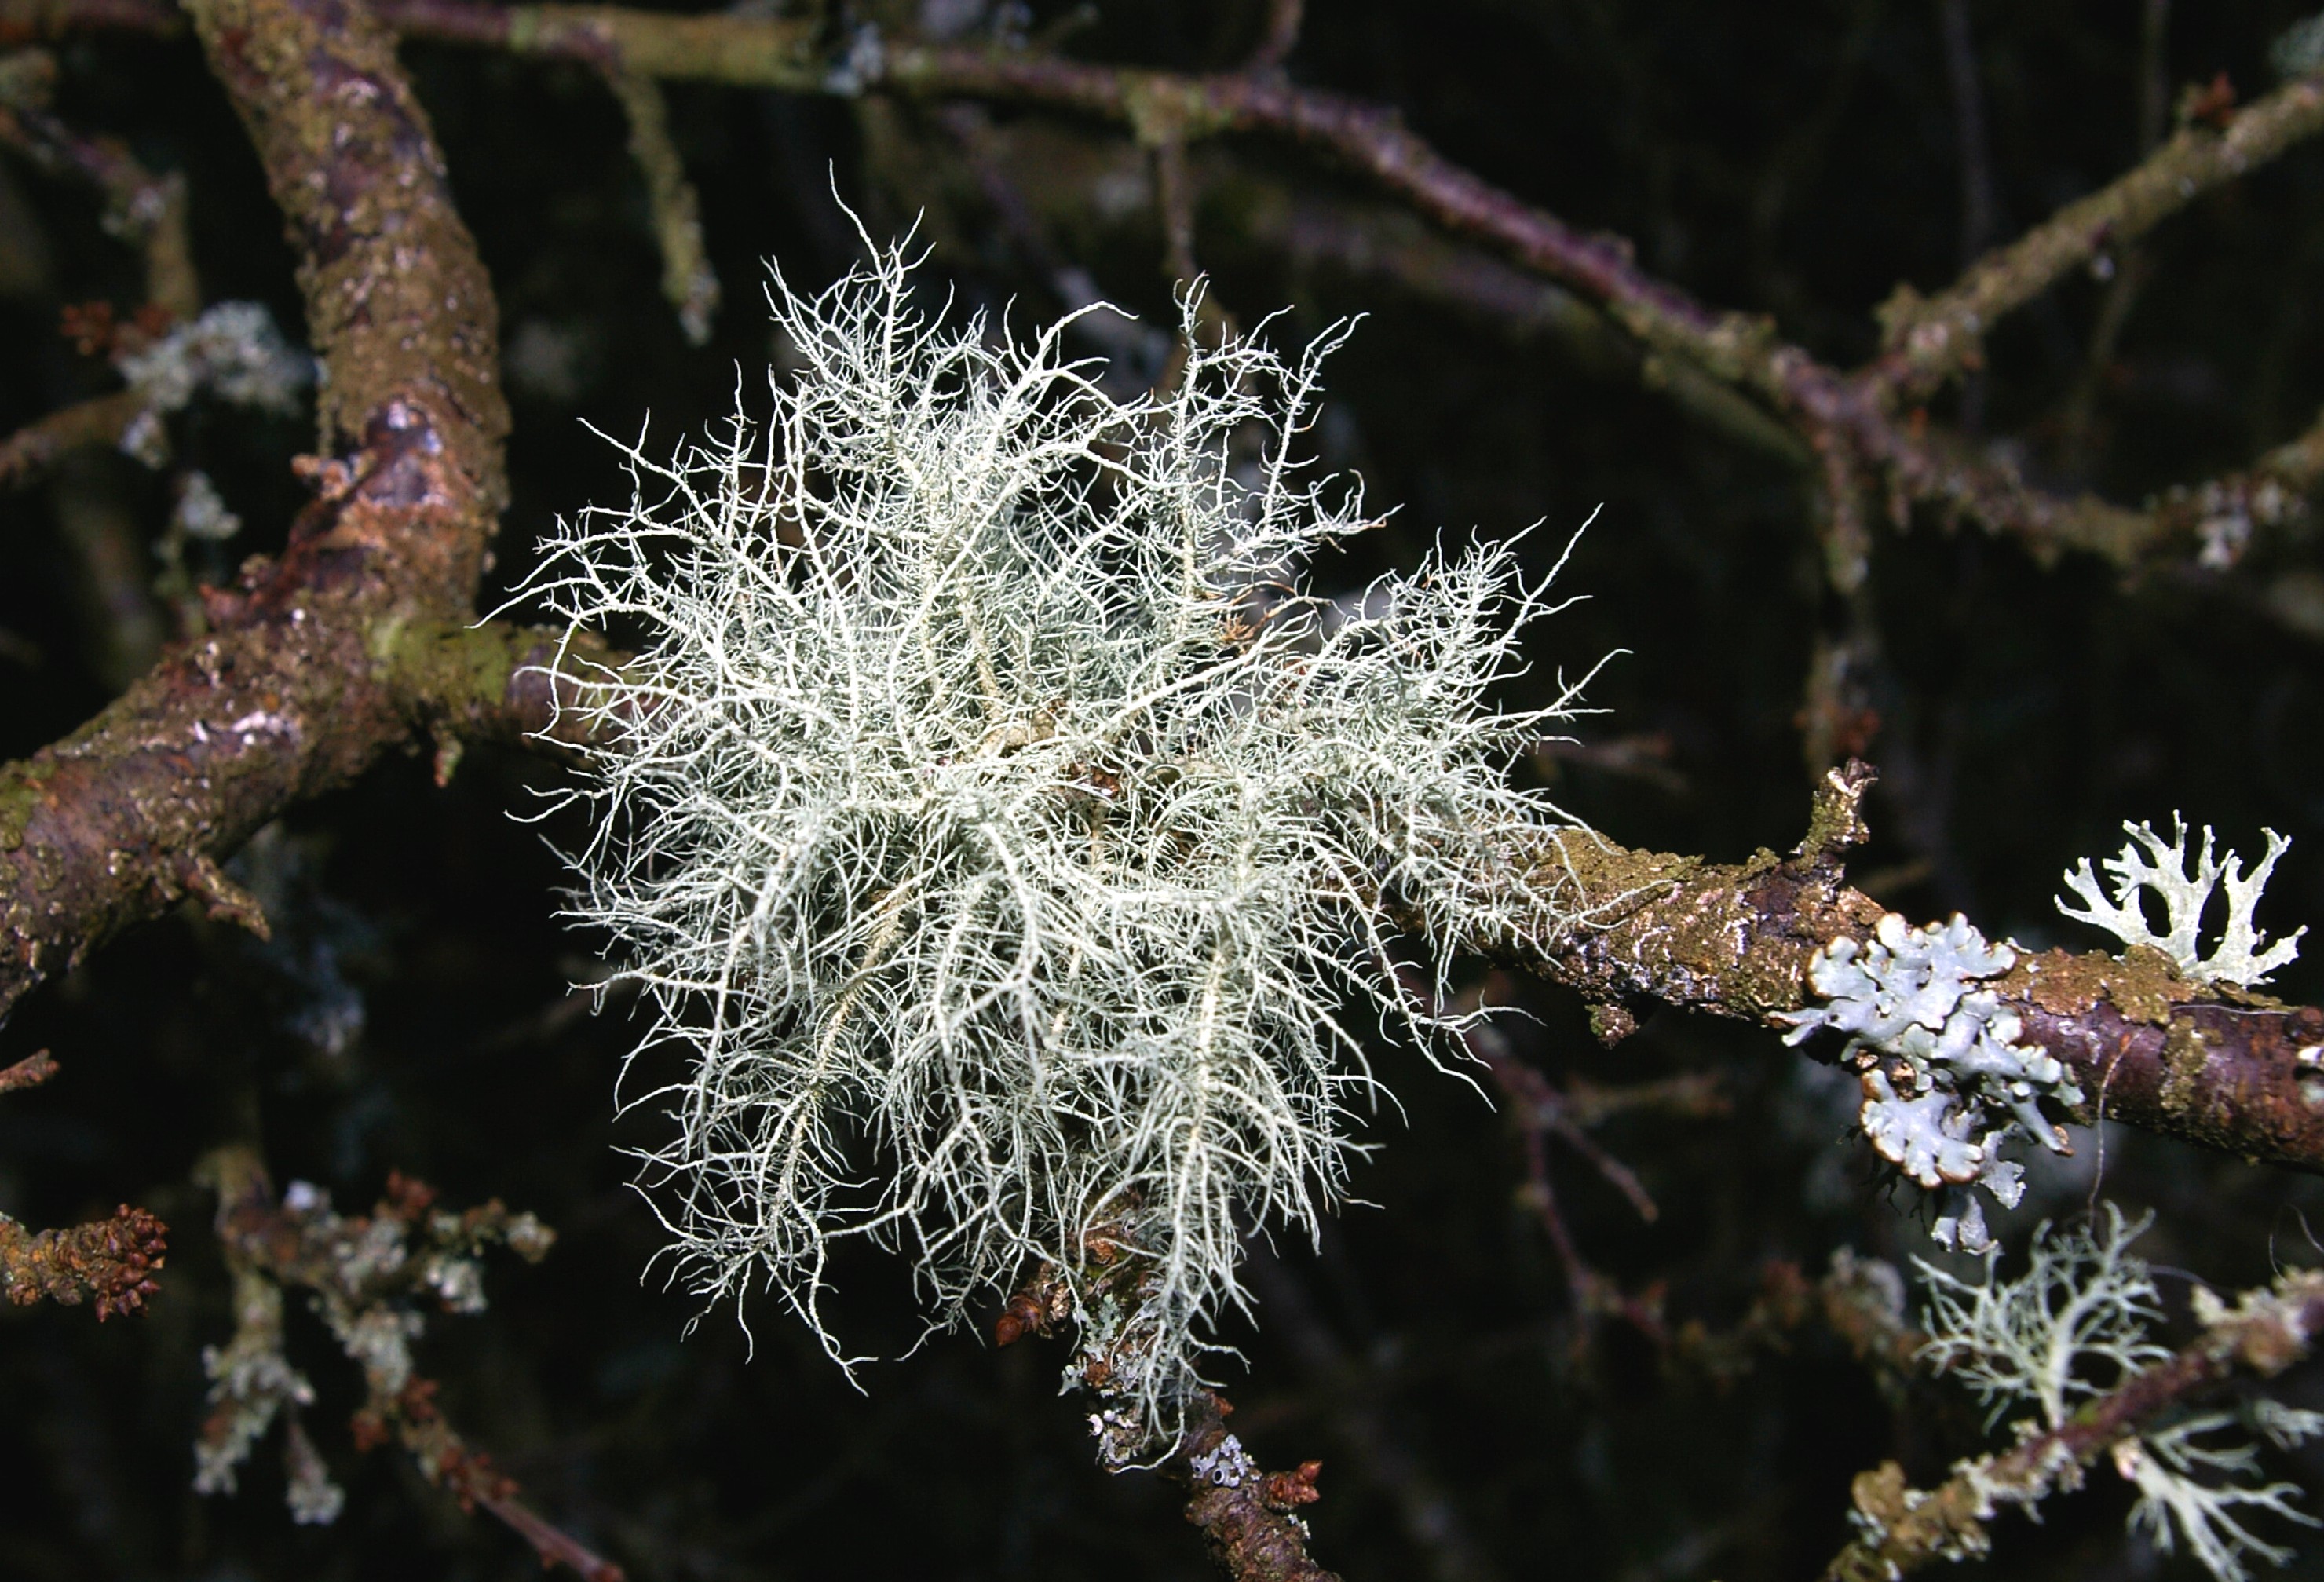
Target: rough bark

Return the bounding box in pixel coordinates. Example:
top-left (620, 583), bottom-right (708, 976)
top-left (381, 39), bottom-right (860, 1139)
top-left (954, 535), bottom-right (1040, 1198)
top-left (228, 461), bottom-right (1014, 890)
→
top-left (0, 0), bottom-right (506, 1018)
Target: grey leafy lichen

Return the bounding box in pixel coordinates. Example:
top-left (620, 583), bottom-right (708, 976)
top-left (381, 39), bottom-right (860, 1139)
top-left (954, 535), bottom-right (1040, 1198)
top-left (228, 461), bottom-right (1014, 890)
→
top-left (2055, 816), bottom-right (2305, 988)
top-left (1781, 913), bottom-right (2081, 1250)
top-left (527, 240), bottom-right (1602, 1456)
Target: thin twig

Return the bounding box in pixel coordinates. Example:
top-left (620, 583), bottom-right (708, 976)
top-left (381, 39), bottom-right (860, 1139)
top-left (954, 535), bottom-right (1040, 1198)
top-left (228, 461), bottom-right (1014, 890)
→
top-left (601, 67), bottom-right (718, 344)
top-left (1246, 0), bottom-right (1301, 73)
top-left (1168, 1390), bottom-right (1342, 1582)
top-left (0, 97), bottom-right (196, 316)
top-left (2055, 0), bottom-right (2170, 474)
top-left (1872, 73), bottom-right (2324, 400)
top-left (0, 1049), bottom-right (57, 1092)
top-left (1153, 134), bottom-right (1199, 288)
top-left (0, 390), bottom-right (142, 487)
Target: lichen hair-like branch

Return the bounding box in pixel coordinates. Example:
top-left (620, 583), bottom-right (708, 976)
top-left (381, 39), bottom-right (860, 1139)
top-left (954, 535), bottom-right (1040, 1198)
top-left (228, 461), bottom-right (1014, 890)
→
top-left (523, 238), bottom-right (1603, 1456)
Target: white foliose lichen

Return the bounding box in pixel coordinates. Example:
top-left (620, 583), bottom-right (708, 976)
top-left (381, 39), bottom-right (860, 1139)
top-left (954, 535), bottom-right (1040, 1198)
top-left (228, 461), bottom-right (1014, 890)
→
top-left (1186, 1433), bottom-right (1259, 1488)
top-left (525, 239), bottom-right (1600, 1455)
top-left (115, 301), bottom-right (313, 468)
top-left (1780, 912), bottom-right (2079, 1246)
top-left (2055, 816), bottom-right (2305, 988)
top-left (174, 468), bottom-right (243, 542)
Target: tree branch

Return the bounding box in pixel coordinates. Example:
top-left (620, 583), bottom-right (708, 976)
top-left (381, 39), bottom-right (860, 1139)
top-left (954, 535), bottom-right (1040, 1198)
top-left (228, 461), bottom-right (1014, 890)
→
top-left (1872, 75), bottom-right (2324, 401)
top-left (0, 0), bottom-right (506, 1019)
top-left (365, 6), bottom-right (2304, 569)
top-left (20, 0), bottom-right (2318, 571)
top-left (400, 637), bottom-right (2324, 1182)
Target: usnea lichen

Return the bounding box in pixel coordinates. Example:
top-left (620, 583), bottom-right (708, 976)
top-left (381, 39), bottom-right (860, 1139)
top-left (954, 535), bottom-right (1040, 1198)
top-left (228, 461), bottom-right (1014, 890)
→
top-left (527, 243), bottom-right (1600, 1453)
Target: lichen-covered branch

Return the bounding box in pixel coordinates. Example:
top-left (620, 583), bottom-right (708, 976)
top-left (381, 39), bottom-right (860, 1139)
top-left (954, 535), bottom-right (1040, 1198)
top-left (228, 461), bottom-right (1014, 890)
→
top-left (1000, 1247), bottom-right (1343, 1582)
top-left (1873, 75), bottom-right (2324, 400)
top-left (458, 557), bottom-right (2318, 1203)
top-left (404, 627), bottom-right (2324, 1189)
top-left (202, 1146), bottom-right (618, 1580)
top-left (0, 0), bottom-right (506, 1018)
top-left (1512, 765), bottom-right (2324, 1175)
top-left (1169, 1391), bottom-right (1340, 1582)
top-left (1822, 1268), bottom-right (2324, 1582)
top-left (378, 618), bottom-right (623, 762)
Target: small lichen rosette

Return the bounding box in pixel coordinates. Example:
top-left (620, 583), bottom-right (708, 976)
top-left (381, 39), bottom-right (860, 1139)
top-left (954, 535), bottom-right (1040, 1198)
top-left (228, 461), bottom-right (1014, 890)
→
top-left (527, 245), bottom-right (1596, 1453)
top-left (1781, 914), bottom-right (2081, 1249)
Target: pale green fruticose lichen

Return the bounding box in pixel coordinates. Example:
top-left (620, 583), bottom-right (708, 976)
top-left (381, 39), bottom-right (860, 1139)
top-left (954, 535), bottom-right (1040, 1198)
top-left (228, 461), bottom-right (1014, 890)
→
top-left (1918, 1210), bottom-right (2322, 1582)
top-left (1781, 913), bottom-right (2080, 1251)
top-left (526, 241), bottom-right (1604, 1456)
top-left (2055, 817), bottom-right (2305, 988)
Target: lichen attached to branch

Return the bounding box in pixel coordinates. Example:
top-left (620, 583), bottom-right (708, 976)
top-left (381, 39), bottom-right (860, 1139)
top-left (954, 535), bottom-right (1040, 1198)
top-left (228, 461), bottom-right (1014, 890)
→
top-left (527, 240), bottom-right (1605, 1454)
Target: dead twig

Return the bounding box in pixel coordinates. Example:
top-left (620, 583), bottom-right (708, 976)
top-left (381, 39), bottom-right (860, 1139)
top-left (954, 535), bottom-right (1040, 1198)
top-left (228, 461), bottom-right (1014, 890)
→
top-left (0, 389), bottom-right (144, 488)
top-left (1245, 0), bottom-right (1300, 72)
top-left (0, 1048), bottom-right (57, 1092)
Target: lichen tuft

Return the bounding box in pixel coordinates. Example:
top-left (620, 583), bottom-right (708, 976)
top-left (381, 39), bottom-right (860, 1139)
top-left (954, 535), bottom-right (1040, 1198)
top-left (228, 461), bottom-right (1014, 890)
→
top-left (524, 240), bottom-right (1602, 1454)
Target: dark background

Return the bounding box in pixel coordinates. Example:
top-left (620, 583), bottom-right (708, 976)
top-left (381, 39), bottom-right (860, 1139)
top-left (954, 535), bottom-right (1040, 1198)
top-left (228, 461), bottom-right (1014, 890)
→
top-left (5, 2), bottom-right (2324, 1577)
